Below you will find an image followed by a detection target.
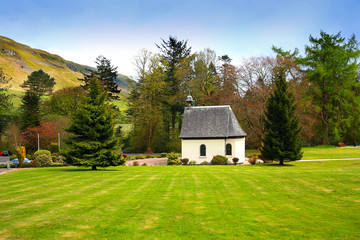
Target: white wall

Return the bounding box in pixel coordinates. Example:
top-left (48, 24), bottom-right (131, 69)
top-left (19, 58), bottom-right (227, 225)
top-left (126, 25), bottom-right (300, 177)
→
top-left (181, 138), bottom-right (245, 164)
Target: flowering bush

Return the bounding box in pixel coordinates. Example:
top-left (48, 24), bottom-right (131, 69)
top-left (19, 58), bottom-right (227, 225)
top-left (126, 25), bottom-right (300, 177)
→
top-left (211, 155), bottom-right (228, 165)
top-left (35, 154), bottom-right (52, 167)
top-left (232, 157), bottom-right (239, 165)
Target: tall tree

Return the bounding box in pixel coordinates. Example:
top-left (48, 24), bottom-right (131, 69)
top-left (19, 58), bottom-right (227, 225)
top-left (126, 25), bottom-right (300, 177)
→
top-left (20, 90), bottom-right (41, 130)
top-left (301, 31), bottom-right (360, 144)
top-left (21, 69), bottom-right (56, 97)
top-left (128, 51), bottom-right (167, 153)
top-left (261, 69), bottom-right (303, 165)
top-left (156, 36), bottom-right (192, 133)
top-left (80, 56), bottom-right (120, 99)
top-left (64, 76), bottom-right (125, 170)
top-left (0, 68), bottom-right (12, 139)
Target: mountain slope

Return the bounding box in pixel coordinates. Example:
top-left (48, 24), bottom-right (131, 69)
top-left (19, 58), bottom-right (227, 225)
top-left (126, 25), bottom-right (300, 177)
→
top-left (0, 36), bottom-right (133, 92)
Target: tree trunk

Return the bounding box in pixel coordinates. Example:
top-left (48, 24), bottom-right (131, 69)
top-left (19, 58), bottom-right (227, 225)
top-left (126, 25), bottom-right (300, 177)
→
top-left (92, 165), bottom-right (97, 170)
top-left (279, 159), bottom-right (284, 165)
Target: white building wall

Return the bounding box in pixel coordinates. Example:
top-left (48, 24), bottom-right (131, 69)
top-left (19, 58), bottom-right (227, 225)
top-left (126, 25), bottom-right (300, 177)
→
top-left (181, 137), bottom-right (245, 164)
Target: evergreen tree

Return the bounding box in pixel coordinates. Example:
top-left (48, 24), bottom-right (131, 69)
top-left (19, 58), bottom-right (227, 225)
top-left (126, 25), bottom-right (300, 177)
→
top-left (80, 56), bottom-right (120, 100)
top-left (301, 32), bottom-right (360, 144)
top-left (21, 69), bottom-right (56, 97)
top-left (64, 76), bottom-right (125, 170)
top-left (156, 36), bottom-right (192, 133)
top-left (0, 68), bottom-right (13, 138)
top-left (20, 90), bottom-right (41, 130)
top-left (261, 69), bottom-right (302, 165)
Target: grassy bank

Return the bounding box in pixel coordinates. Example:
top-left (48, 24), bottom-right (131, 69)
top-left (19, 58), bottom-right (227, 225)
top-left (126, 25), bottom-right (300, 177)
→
top-left (0, 160), bottom-right (359, 239)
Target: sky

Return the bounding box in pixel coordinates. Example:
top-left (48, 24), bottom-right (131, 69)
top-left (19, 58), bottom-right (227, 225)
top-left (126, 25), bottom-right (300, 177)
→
top-left (1, 0), bottom-right (359, 78)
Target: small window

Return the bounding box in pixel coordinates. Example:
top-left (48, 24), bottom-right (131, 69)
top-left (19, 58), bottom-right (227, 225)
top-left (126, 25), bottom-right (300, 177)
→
top-left (200, 144), bottom-right (206, 157)
top-left (226, 143), bottom-right (232, 156)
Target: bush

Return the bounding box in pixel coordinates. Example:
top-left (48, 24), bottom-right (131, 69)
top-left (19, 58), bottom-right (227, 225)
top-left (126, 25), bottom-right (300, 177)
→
top-left (248, 154), bottom-right (257, 165)
top-left (123, 147), bottom-right (134, 153)
top-left (19, 162), bottom-right (37, 168)
top-left (167, 158), bottom-right (181, 165)
top-left (136, 154), bottom-right (145, 159)
top-left (133, 161), bottom-right (139, 166)
top-left (189, 161), bottom-right (197, 165)
top-left (57, 156), bottom-right (66, 164)
top-left (34, 150), bottom-right (51, 159)
top-left (49, 143), bottom-right (59, 153)
top-left (181, 158), bottom-right (189, 165)
top-left (160, 152), bottom-right (168, 157)
top-left (35, 154), bottom-right (52, 167)
top-left (200, 161), bottom-right (210, 165)
top-left (232, 157), bottom-right (239, 165)
top-left (145, 154), bottom-right (153, 159)
top-left (338, 142), bottom-right (346, 147)
top-left (130, 156), bottom-right (136, 160)
top-left (211, 155), bottom-right (228, 165)
top-left (10, 154), bottom-right (17, 160)
top-left (142, 163), bottom-right (148, 166)
top-left (167, 152), bottom-right (180, 160)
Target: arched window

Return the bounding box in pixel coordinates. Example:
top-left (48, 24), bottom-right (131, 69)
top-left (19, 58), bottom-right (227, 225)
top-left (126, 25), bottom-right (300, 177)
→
top-left (226, 143), bottom-right (232, 156)
top-left (200, 144), bottom-right (206, 157)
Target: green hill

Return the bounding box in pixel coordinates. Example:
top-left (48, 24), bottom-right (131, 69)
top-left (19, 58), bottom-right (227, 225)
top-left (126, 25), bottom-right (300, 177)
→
top-left (0, 36), bottom-right (133, 92)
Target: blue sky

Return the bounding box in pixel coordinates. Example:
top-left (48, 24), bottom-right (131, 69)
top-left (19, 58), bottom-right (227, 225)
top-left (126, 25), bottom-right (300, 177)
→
top-left (1, 0), bottom-right (359, 77)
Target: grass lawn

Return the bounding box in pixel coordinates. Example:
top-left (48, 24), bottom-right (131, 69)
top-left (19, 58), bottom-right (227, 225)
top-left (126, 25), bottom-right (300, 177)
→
top-left (246, 145), bottom-right (360, 159)
top-left (1, 161), bottom-right (360, 239)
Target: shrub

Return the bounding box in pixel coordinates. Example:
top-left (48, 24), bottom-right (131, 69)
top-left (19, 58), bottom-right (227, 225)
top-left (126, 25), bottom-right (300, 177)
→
top-left (35, 154), bottom-right (52, 167)
top-left (167, 158), bottom-right (181, 165)
top-left (181, 158), bottom-right (189, 165)
top-left (338, 142), bottom-right (346, 147)
top-left (130, 156), bottom-right (136, 160)
top-left (145, 154), bottom-right (153, 159)
top-left (200, 161), bottom-right (210, 165)
top-left (49, 143), bottom-right (59, 153)
top-left (142, 163), bottom-right (148, 166)
top-left (167, 152), bottom-right (180, 160)
top-left (189, 161), bottom-right (197, 165)
top-left (10, 154), bottom-right (17, 160)
top-left (122, 154), bottom-right (128, 159)
top-left (57, 156), bottom-right (66, 164)
top-left (160, 152), bottom-right (168, 157)
top-left (248, 154), bottom-right (257, 165)
top-left (19, 162), bottom-right (37, 168)
top-left (133, 161), bottom-right (139, 166)
top-left (123, 147), bottom-right (134, 153)
top-left (211, 155), bottom-right (228, 165)
top-left (34, 150), bottom-right (51, 159)
top-left (232, 157), bottom-right (239, 165)
top-left (136, 154), bottom-right (145, 159)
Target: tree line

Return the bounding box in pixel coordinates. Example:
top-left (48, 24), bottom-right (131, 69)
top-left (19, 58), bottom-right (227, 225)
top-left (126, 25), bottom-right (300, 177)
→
top-left (126, 31), bottom-right (360, 153)
top-left (0, 30), bottom-right (359, 157)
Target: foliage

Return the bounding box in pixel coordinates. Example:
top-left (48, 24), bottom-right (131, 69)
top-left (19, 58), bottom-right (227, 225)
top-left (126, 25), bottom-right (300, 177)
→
top-left (63, 76), bottom-right (125, 170)
top-left (160, 152), bottom-right (168, 157)
top-left (232, 157), bottom-right (239, 165)
top-left (21, 69), bottom-right (56, 97)
top-left (132, 161), bottom-right (139, 166)
top-left (200, 161), bottom-right (210, 165)
top-left (210, 155), bottom-right (228, 165)
top-left (20, 90), bottom-right (41, 130)
top-left (189, 161), bottom-right (197, 165)
top-left (301, 32), bottom-right (360, 144)
top-left (0, 67), bottom-right (13, 139)
top-left (49, 143), bottom-right (59, 153)
top-left (261, 69), bottom-right (303, 165)
top-left (34, 150), bottom-right (51, 158)
top-left (17, 146), bottom-right (26, 166)
top-left (248, 155), bottom-right (257, 165)
top-left (80, 56), bottom-right (120, 100)
top-left (21, 121), bottom-right (60, 153)
top-left (167, 158), bottom-right (181, 165)
top-left (181, 158), bottom-right (189, 165)
top-left (128, 51), bottom-right (168, 153)
top-left (35, 154), bottom-right (52, 167)
top-left (49, 87), bottom-right (87, 116)
top-left (142, 163), bottom-right (148, 166)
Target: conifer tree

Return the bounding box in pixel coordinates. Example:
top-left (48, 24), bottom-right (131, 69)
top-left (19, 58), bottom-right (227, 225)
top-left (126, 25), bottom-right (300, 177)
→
top-left (64, 76), bottom-right (125, 170)
top-left (261, 69), bottom-right (302, 165)
top-left (20, 90), bottom-right (41, 130)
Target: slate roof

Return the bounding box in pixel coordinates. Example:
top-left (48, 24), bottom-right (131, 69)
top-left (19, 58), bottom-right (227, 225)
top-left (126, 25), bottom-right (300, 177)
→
top-left (180, 105), bottom-right (247, 139)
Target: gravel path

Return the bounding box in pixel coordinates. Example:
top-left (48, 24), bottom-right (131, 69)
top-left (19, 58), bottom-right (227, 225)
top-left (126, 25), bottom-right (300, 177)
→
top-left (126, 158), bottom-right (168, 166)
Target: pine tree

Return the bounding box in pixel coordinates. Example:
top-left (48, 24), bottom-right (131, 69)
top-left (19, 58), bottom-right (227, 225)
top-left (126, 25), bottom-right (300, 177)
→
top-left (21, 69), bottom-right (56, 97)
top-left (80, 56), bottom-right (120, 100)
top-left (261, 69), bottom-right (302, 165)
top-left (64, 76), bottom-right (125, 170)
top-left (20, 90), bottom-right (41, 130)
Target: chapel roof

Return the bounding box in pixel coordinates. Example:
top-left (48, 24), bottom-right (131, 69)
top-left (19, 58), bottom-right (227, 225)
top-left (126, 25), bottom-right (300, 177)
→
top-left (180, 105), bottom-right (247, 139)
